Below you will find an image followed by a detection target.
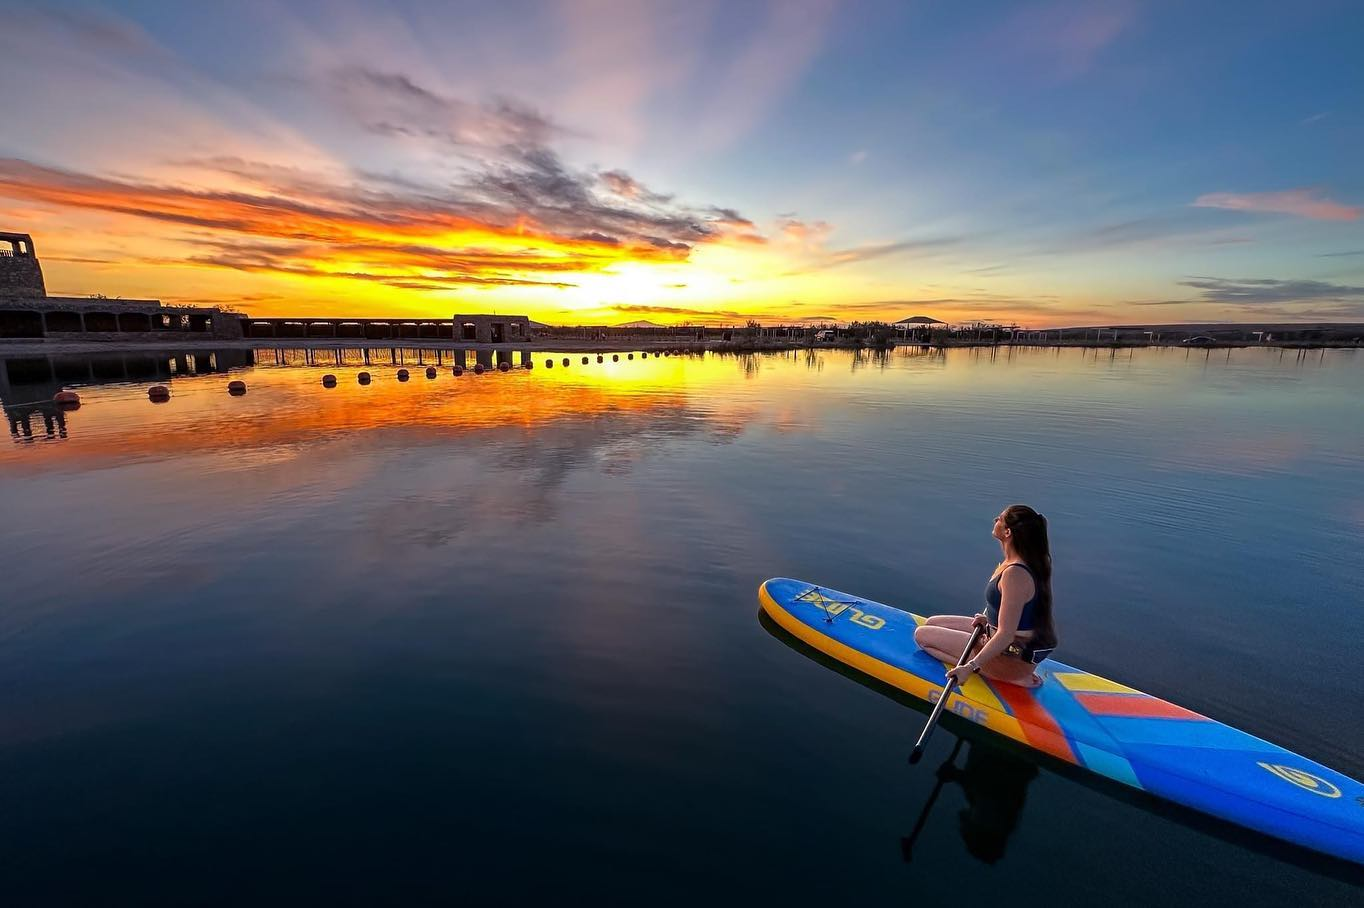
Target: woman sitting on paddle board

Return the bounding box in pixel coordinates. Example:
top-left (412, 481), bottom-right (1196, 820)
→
top-left (913, 504), bottom-right (1057, 688)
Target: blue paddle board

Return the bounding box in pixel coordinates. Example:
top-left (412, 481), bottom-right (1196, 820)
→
top-left (760, 577), bottom-right (1364, 866)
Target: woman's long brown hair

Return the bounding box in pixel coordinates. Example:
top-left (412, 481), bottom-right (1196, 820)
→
top-left (1003, 504), bottom-right (1057, 651)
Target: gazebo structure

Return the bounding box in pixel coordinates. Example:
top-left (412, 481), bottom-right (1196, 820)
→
top-left (894, 315), bottom-right (945, 340)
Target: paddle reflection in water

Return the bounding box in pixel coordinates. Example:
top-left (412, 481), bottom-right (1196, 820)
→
top-left (759, 608), bottom-right (1042, 865)
top-left (900, 736), bottom-right (1038, 865)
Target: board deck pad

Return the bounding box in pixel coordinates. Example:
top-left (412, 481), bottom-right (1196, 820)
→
top-left (760, 577), bottom-right (1364, 866)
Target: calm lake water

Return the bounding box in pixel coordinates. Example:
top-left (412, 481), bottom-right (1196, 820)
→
top-left (2, 345), bottom-right (1362, 905)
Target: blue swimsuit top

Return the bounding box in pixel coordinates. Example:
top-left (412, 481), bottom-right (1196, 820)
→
top-left (984, 562), bottom-right (1040, 631)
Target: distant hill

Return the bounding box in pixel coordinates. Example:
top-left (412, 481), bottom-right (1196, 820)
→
top-left (615, 319), bottom-right (665, 328)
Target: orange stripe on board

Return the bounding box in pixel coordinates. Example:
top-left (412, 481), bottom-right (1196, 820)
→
top-left (1074, 693), bottom-right (1209, 721)
top-left (992, 682), bottom-right (1076, 762)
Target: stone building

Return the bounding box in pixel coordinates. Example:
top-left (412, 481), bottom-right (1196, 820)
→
top-left (0, 232), bottom-right (47, 298)
top-left (453, 314), bottom-right (530, 344)
top-left (0, 297), bottom-right (244, 340)
top-left (0, 231), bottom-right (241, 341)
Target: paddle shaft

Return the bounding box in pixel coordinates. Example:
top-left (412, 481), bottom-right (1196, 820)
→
top-left (909, 623), bottom-right (985, 764)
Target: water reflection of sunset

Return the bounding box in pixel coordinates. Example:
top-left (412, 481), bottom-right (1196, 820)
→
top-left (6, 346), bottom-right (1362, 481)
top-left (0, 351), bottom-right (778, 471)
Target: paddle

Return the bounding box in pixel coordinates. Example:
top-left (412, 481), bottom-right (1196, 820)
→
top-left (909, 623), bottom-right (985, 764)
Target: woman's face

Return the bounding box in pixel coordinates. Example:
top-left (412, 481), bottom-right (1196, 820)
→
top-left (992, 510), bottom-right (1010, 543)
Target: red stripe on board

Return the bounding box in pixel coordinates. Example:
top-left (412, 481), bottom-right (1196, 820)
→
top-left (992, 682), bottom-right (1076, 763)
top-left (1074, 693), bottom-right (1210, 721)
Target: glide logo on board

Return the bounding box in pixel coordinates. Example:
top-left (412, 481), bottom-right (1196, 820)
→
top-left (1256, 762), bottom-right (1342, 798)
top-left (795, 592), bottom-right (887, 630)
top-left (928, 687), bottom-right (989, 725)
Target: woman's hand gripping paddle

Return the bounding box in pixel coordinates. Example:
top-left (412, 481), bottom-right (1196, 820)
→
top-left (909, 623), bottom-right (985, 764)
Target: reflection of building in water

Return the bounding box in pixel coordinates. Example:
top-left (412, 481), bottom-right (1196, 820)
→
top-left (902, 737), bottom-right (1039, 866)
top-left (1, 349), bottom-right (255, 441)
top-left (6, 400), bottom-right (68, 440)
top-left (256, 346), bottom-right (535, 369)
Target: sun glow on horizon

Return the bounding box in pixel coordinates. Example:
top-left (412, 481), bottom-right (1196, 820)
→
top-left (2, 2), bottom-right (1361, 328)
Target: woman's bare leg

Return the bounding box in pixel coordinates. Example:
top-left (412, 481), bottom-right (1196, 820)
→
top-left (916, 622), bottom-right (1042, 687)
top-left (913, 624), bottom-right (974, 664)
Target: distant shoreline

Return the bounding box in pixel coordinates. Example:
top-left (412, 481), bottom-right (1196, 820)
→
top-left (0, 335), bottom-right (1361, 357)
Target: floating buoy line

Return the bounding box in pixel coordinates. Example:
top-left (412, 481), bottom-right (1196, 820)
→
top-left (104, 349), bottom-right (703, 404)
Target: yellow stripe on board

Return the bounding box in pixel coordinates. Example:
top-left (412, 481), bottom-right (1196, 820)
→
top-left (868, 607), bottom-right (1004, 712)
top-left (760, 585), bottom-right (1039, 755)
top-left (1051, 671), bottom-right (1140, 695)
top-left (958, 671), bottom-right (1007, 713)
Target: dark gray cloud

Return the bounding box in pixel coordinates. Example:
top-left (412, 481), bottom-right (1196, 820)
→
top-left (459, 144), bottom-right (758, 255)
top-left (1229, 302), bottom-right (1364, 319)
top-left (326, 66), bottom-right (563, 153)
top-left (801, 295), bottom-right (1081, 320)
top-left (575, 232), bottom-right (621, 245)
top-left (827, 237), bottom-right (960, 266)
top-left (782, 236), bottom-right (962, 276)
top-left (1177, 276), bottom-right (1364, 305)
top-left (705, 207), bottom-right (756, 229)
top-left (644, 236), bottom-right (692, 251)
top-left (1027, 213), bottom-right (1251, 259)
top-left (1130, 277), bottom-right (1364, 319)
top-left (1316, 249), bottom-right (1364, 258)
top-left (599, 170), bottom-right (674, 205)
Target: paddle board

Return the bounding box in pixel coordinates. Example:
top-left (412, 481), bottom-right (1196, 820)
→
top-left (760, 577), bottom-right (1364, 866)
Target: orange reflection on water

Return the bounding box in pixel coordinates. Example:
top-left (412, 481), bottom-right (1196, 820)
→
top-left (0, 351), bottom-right (775, 472)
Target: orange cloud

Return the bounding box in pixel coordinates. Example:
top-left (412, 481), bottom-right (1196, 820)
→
top-left (0, 155), bottom-right (768, 304)
top-left (1193, 188), bottom-right (1361, 222)
top-left (778, 217), bottom-right (832, 246)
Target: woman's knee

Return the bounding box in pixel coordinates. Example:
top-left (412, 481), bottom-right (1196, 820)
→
top-left (915, 624), bottom-right (966, 651)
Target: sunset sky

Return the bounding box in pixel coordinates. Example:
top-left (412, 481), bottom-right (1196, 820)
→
top-left (1, 0), bottom-right (1362, 327)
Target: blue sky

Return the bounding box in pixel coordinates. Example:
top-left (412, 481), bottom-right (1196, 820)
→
top-left (1, 0), bottom-right (1361, 325)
